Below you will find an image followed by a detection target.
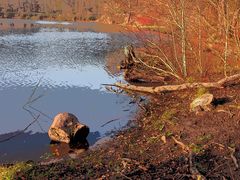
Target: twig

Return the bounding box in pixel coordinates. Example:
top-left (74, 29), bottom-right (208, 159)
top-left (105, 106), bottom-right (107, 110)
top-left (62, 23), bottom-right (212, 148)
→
top-left (128, 94), bottom-right (147, 112)
top-left (105, 85), bottom-right (124, 94)
top-left (211, 143), bottom-right (239, 170)
top-left (211, 142), bottom-right (225, 149)
top-left (228, 147), bottom-right (239, 170)
top-left (36, 120), bottom-right (46, 133)
top-left (25, 94), bottom-right (45, 106)
top-left (227, 162), bottom-right (235, 180)
top-left (29, 105), bottom-right (52, 120)
top-left (172, 137), bottom-right (206, 179)
top-left (27, 77), bottom-right (43, 104)
top-left (206, 161), bottom-right (228, 177)
top-left (119, 173), bottom-right (132, 180)
top-left (189, 151), bottom-right (206, 180)
top-left (136, 101), bottom-right (147, 112)
top-left (121, 158), bottom-right (148, 171)
top-left (22, 77), bottom-right (51, 134)
top-left (216, 109), bottom-right (233, 117)
top-left (0, 115), bottom-right (40, 143)
top-left (172, 136), bottom-right (190, 152)
top-left (101, 118), bottom-right (121, 127)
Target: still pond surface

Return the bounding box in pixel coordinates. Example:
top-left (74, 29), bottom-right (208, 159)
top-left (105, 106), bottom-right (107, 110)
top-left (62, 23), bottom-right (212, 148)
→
top-left (0, 20), bottom-right (137, 163)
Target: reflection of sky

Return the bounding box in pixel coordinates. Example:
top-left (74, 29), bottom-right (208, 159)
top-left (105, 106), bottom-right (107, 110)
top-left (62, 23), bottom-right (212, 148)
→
top-left (0, 131), bottom-right (101, 163)
top-left (35, 20), bottom-right (72, 25)
top-left (0, 26), bottom-right (137, 163)
top-left (0, 65), bottom-right (122, 90)
top-left (0, 29), bottom-right (109, 42)
top-left (0, 29), bottom-right (117, 89)
top-left (45, 65), bottom-right (120, 89)
top-left (0, 86), bottom-right (135, 134)
top-left (0, 28), bottom-right (136, 136)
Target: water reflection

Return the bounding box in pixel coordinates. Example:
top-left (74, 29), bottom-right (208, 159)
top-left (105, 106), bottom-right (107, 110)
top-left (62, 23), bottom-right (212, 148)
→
top-left (0, 26), bottom-right (136, 163)
top-left (0, 131), bottom-right (100, 163)
top-left (0, 28), bottom-right (130, 89)
top-left (35, 21), bottom-right (72, 25)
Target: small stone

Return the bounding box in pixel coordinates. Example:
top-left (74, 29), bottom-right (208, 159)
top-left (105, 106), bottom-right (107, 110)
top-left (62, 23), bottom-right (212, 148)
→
top-left (161, 135), bottom-right (167, 144)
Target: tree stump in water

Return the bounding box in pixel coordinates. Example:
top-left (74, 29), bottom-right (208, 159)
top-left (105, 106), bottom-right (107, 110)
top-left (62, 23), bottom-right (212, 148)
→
top-left (48, 112), bottom-right (89, 144)
top-left (120, 45), bottom-right (165, 83)
top-left (120, 45), bottom-right (136, 69)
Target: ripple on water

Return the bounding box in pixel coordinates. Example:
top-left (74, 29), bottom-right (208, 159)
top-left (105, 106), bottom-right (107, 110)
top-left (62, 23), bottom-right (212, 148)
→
top-left (0, 27), bottom-right (137, 163)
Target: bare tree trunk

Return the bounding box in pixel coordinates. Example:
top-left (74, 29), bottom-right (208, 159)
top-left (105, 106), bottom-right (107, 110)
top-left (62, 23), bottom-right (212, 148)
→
top-left (223, 0), bottom-right (229, 77)
top-left (197, 0), bottom-right (203, 75)
top-left (180, 0), bottom-right (187, 77)
top-left (127, 0), bottom-right (132, 24)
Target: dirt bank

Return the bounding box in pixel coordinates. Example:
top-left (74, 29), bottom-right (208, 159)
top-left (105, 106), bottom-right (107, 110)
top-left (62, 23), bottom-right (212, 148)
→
top-left (6, 83), bottom-right (238, 179)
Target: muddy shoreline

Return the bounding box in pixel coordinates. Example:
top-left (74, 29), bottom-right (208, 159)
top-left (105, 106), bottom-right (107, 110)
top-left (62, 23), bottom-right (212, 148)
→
top-left (1, 81), bottom-right (239, 178)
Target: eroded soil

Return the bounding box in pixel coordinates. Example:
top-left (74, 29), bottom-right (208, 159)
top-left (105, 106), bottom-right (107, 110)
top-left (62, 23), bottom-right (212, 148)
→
top-left (13, 84), bottom-right (240, 179)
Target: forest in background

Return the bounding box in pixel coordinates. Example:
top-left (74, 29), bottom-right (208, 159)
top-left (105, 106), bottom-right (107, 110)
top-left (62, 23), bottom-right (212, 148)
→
top-left (0, 0), bottom-right (104, 21)
top-left (104, 0), bottom-right (240, 81)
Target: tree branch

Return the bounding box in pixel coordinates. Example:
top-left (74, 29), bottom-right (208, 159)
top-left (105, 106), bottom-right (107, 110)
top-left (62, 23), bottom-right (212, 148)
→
top-left (104, 73), bottom-right (240, 94)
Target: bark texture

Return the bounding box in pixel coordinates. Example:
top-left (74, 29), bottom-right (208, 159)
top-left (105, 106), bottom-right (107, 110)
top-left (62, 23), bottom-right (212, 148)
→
top-left (48, 112), bottom-right (89, 144)
top-left (107, 73), bottom-right (240, 94)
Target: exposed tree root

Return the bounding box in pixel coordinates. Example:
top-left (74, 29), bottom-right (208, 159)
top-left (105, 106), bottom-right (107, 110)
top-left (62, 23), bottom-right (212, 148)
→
top-left (105, 73), bottom-right (240, 94)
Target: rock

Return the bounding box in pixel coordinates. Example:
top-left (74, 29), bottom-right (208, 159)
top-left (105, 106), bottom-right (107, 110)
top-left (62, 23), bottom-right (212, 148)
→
top-left (48, 112), bottom-right (89, 144)
top-left (190, 93), bottom-right (214, 113)
top-left (161, 135), bottom-right (167, 144)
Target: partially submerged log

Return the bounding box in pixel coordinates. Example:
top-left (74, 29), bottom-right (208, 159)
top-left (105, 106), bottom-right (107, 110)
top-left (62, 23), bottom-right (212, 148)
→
top-left (48, 112), bottom-right (89, 144)
top-left (121, 45), bottom-right (136, 69)
top-left (105, 73), bottom-right (240, 94)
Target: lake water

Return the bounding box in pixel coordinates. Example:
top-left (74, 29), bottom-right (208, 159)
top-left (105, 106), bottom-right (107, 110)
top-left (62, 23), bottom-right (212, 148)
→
top-left (0, 20), bottom-right (137, 163)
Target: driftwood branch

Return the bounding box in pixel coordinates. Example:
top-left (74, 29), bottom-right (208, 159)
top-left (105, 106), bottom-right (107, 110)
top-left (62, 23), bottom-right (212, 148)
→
top-left (104, 73), bottom-right (240, 94)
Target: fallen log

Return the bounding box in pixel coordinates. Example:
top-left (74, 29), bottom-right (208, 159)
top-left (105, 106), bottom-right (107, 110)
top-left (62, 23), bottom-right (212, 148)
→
top-left (104, 73), bottom-right (240, 94)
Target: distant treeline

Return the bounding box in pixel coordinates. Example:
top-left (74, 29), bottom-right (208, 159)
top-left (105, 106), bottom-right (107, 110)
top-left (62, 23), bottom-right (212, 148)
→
top-left (0, 0), bottom-right (104, 21)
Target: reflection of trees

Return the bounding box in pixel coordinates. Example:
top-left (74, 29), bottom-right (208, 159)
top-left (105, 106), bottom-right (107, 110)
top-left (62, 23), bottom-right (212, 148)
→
top-left (18, 0), bottom-right (41, 17)
top-left (6, 4), bottom-right (15, 18)
top-left (0, 6), bottom-right (4, 18)
top-left (0, 0), bottom-right (41, 18)
top-left (31, 0), bottom-right (41, 13)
